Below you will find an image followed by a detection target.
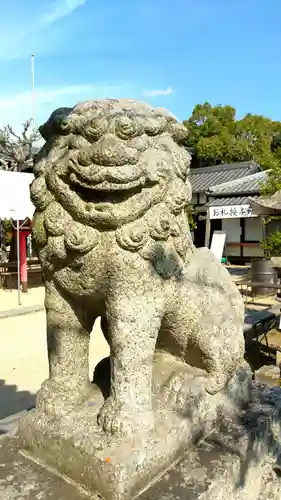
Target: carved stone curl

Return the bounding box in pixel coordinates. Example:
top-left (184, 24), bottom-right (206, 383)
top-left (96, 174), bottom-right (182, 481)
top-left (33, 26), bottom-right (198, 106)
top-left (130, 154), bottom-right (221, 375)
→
top-left (115, 222), bottom-right (149, 252)
top-left (64, 221), bottom-right (99, 254)
top-left (44, 201), bottom-right (71, 237)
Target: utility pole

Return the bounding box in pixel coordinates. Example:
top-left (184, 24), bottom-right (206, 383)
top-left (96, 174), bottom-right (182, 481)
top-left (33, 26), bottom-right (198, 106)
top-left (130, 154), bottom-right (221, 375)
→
top-left (31, 54), bottom-right (36, 129)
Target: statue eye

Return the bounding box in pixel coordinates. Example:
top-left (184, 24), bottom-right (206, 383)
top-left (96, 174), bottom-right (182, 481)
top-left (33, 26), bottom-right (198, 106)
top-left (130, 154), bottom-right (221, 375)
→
top-left (55, 117), bottom-right (71, 135)
top-left (115, 115), bottom-right (139, 139)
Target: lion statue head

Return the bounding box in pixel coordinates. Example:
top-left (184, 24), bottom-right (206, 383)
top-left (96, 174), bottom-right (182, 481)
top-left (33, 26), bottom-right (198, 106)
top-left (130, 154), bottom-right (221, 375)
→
top-left (31, 99), bottom-right (195, 275)
top-left (31, 99), bottom-right (192, 228)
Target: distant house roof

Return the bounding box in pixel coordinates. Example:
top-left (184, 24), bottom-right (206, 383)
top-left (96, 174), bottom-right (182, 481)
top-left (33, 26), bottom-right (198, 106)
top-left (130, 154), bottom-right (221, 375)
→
top-left (206, 196), bottom-right (259, 207)
top-left (188, 161), bottom-right (261, 193)
top-left (248, 191), bottom-right (281, 215)
top-left (207, 170), bottom-right (268, 196)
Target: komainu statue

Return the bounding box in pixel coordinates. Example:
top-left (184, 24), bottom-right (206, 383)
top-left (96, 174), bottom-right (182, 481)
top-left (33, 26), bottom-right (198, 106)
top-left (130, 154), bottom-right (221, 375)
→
top-left (29, 99), bottom-right (245, 439)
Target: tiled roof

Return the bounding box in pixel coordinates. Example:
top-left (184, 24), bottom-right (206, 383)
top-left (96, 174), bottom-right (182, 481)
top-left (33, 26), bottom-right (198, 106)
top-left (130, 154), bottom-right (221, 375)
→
top-left (207, 170), bottom-right (268, 195)
top-left (248, 191), bottom-right (281, 215)
top-left (188, 161), bottom-right (260, 193)
top-left (206, 196), bottom-right (259, 207)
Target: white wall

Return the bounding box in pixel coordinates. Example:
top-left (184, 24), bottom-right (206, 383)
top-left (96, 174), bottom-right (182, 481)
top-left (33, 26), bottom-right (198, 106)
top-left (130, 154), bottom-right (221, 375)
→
top-left (199, 193), bottom-right (206, 204)
top-left (222, 219), bottom-right (241, 257)
top-left (243, 218), bottom-right (264, 258)
top-left (191, 194), bottom-right (197, 205)
top-left (244, 217), bottom-right (263, 241)
top-left (221, 217), bottom-right (264, 258)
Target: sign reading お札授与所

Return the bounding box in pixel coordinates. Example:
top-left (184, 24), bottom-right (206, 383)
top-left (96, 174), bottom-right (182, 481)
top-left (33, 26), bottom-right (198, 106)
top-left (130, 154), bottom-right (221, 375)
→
top-left (209, 204), bottom-right (257, 220)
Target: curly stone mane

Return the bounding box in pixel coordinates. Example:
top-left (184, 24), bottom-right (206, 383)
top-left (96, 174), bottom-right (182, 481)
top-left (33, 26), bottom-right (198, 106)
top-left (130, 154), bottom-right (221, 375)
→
top-left (31, 99), bottom-right (194, 275)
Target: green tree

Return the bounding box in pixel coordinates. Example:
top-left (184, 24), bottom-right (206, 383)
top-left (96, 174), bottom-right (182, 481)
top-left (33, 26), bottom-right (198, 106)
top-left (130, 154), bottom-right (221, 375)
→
top-left (262, 231), bottom-right (281, 258)
top-left (183, 103), bottom-right (281, 174)
top-left (262, 121), bottom-right (281, 195)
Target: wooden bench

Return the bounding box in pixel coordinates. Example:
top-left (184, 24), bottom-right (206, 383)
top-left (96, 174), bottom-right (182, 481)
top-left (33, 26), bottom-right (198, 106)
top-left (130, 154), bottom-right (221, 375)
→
top-left (0, 260), bottom-right (43, 290)
top-left (0, 270), bottom-right (18, 289)
top-left (244, 307), bottom-right (281, 366)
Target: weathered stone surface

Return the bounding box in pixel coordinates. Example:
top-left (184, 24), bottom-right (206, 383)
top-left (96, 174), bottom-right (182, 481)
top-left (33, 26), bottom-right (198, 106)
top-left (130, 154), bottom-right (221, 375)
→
top-left (3, 383), bottom-right (281, 500)
top-left (18, 98), bottom-right (246, 498)
top-left (0, 434), bottom-right (92, 499)
top-left (139, 384), bottom-right (281, 500)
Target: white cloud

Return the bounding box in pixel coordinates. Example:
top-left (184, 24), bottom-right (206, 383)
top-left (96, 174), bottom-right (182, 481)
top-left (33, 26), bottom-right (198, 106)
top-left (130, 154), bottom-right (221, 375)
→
top-left (0, 83), bottom-right (124, 133)
top-left (41, 0), bottom-right (88, 26)
top-left (142, 87), bottom-right (174, 97)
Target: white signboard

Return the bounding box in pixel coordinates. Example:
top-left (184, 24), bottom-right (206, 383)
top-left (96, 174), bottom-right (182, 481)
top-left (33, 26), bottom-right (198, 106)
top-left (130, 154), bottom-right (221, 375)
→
top-left (209, 204), bottom-right (257, 220)
top-left (210, 231), bottom-right (226, 260)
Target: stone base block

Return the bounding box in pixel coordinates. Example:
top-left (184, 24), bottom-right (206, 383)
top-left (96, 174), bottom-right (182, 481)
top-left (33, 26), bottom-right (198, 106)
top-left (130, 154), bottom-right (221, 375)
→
top-left (17, 359), bottom-right (252, 500)
top-left (2, 382), bottom-right (281, 500)
top-left (0, 434), bottom-right (92, 500)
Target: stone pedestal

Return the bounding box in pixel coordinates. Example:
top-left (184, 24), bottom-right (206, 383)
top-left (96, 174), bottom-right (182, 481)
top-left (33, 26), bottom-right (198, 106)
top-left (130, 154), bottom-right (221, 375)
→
top-left (0, 434), bottom-right (91, 500)
top-left (17, 359), bottom-right (252, 500)
top-left (2, 382), bottom-right (281, 500)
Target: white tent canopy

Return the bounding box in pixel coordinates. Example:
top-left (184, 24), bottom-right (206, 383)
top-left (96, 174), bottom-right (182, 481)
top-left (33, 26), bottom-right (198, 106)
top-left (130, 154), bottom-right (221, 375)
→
top-left (0, 171), bottom-right (35, 220)
top-left (0, 171), bottom-right (35, 306)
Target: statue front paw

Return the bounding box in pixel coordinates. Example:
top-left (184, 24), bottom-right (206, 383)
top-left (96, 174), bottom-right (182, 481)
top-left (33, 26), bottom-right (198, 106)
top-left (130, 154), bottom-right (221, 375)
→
top-left (97, 397), bottom-right (154, 437)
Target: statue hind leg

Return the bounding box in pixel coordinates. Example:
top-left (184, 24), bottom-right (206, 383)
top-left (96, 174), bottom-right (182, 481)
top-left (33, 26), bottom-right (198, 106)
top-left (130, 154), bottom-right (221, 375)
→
top-left (160, 298), bottom-right (245, 412)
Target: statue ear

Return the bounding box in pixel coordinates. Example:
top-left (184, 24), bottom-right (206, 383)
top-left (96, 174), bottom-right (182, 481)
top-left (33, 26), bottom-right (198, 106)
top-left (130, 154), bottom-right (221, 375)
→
top-left (39, 123), bottom-right (51, 141)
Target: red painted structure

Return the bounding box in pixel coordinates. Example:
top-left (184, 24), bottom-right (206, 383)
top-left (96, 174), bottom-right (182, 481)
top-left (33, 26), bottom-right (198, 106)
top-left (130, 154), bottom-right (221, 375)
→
top-left (12, 219), bottom-right (31, 293)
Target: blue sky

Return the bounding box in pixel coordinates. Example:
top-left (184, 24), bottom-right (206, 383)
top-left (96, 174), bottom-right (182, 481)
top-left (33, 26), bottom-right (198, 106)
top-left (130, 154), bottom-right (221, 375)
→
top-left (1, 0), bottom-right (280, 133)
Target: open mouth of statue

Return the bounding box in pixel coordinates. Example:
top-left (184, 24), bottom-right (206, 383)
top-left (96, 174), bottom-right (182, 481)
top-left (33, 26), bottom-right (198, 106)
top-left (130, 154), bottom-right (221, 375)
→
top-left (68, 171), bottom-right (149, 205)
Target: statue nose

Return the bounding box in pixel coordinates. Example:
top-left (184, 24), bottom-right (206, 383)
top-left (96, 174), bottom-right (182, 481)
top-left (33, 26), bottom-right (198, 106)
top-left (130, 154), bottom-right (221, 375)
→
top-left (91, 133), bottom-right (138, 166)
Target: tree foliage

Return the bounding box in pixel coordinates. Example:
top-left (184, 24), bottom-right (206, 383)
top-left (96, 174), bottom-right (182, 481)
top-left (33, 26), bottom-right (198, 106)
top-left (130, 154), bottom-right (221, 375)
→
top-left (261, 230), bottom-right (281, 258)
top-left (0, 119), bottom-right (40, 172)
top-left (183, 103), bottom-right (281, 180)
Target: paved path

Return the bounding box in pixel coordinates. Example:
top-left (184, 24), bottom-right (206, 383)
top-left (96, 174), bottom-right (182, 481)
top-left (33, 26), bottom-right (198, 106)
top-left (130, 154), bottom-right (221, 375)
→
top-left (0, 310), bottom-right (109, 427)
top-left (0, 286), bottom-right (45, 313)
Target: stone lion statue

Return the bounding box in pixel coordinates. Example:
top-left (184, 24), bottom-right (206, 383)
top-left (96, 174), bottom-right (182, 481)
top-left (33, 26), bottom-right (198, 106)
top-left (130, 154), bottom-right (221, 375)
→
top-left (30, 99), bottom-right (245, 437)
